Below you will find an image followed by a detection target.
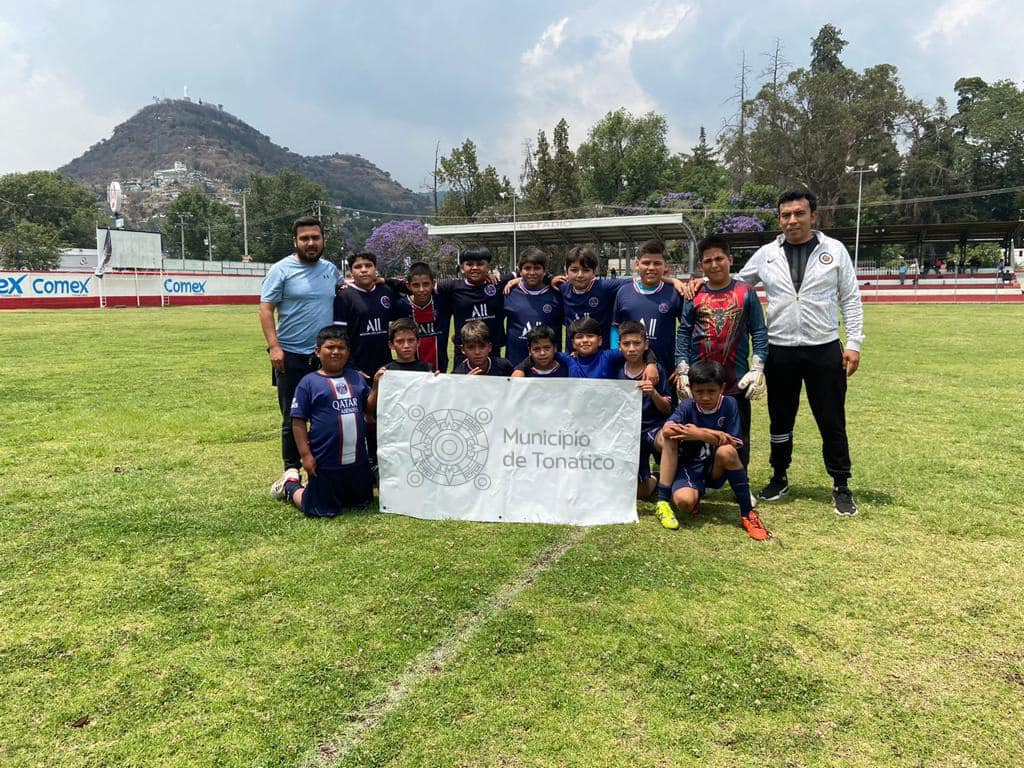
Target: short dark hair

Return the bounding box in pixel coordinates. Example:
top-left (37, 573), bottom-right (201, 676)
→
top-left (388, 317), bottom-right (418, 342)
top-left (638, 239), bottom-right (667, 257)
top-left (617, 320), bottom-right (647, 339)
top-left (565, 245), bottom-right (599, 271)
top-left (777, 189), bottom-right (817, 213)
top-left (568, 316), bottom-right (602, 339)
top-left (698, 235), bottom-right (731, 259)
top-left (316, 324), bottom-right (349, 347)
top-left (460, 319), bottom-right (491, 345)
top-left (408, 261), bottom-right (434, 280)
top-left (293, 216), bottom-right (324, 237)
top-left (689, 359), bottom-right (726, 387)
top-left (526, 325), bottom-right (558, 348)
top-left (518, 246), bottom-right (548, 269)
top-left (347, 251), bottom-right (376, 269)
top-left (459, 245), bottom-right (493, 264)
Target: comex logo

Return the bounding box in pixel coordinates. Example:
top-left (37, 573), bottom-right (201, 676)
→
top-left (0, 275), bottom-right (92, 296)
top-left (163, 278), bottom-right (207, 294)
top-left (406, 407), bottom-right (492, 489)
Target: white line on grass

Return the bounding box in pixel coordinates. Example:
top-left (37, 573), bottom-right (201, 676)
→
top-left (303, 526), bottom-right (588, 767)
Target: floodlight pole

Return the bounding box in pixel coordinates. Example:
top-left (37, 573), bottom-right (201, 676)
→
top-left (177, 213), bottom-right (188, 267)
top-left (845, 163), bottom-right (878, 274)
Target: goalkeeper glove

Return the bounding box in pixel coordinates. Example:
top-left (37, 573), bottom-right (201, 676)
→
top-left (675, 360), bottom-right (691, 400)
top-left (737, 356), bottom-right (766, 400)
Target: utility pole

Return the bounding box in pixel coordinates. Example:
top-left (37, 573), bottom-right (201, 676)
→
top-left (242, 190), bottom-right (249, 260)
top-left (176, 213), bottom-right (188, 266)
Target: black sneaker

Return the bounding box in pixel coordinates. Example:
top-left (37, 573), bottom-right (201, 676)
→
top-left (832, 486), bottom-right (858, 517)
top-left (759, 476), bottom-right (789, 501)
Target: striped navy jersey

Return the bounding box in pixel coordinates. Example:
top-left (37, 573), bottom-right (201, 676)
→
top-left (333, 284), bottom-right (410, 376)
top-left (290, 369), bottom-right (370, 468)
top-left (503, 283), bottom-right (563, 365)
top-left (559, 277), bottom-right (631, 348)
top-left (612, 280), bottom-right (682, 372)
top-left (665, 395), bottom-right (741, 466)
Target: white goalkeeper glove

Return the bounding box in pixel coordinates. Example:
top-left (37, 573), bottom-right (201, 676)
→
top-left (737, 356), bottom-right (766, 400)
top-left (675, 360), bottom-right (691, 400)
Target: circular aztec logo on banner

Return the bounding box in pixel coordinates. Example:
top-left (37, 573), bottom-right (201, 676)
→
top-left (484, 284), bottom-right (497, 296)
top-left (406, 407), bottom-right (492, 489)
top-left (820, 253), bottom-right (834, 265)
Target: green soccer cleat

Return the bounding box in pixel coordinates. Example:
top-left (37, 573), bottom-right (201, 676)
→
top-left (655, 500), bottom-right (679, 530)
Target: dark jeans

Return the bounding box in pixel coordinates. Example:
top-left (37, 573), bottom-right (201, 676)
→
top-left (273, 350), bottom-right (319, 471)
top-left (764, 341), bottom-right (851, 485)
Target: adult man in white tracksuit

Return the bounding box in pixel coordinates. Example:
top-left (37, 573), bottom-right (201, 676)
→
top-left (736, 190), bottom-right (864, 516)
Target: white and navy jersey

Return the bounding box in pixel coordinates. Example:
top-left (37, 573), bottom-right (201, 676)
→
top-left (290, 369), bottom-right (370, 468)
top-left (560, 277), bottom-right (631, 348)
top-left (665, 395), bottom-right (741, 466)
top-left (333, 284), bottom-right (410, 376)
top-left (617, 362), bottom-right (669, 432)
top-left (436, 275), bottom-right (514, 355)
top-left (504, 284), bottom-right (564, 365)
top-left (613, 280), bottom-right (682, 372)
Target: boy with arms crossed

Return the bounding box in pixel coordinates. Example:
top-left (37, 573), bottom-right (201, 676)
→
top-left (653, 361), bottom-right (770, 540)
top-left (675, 235), bottom-right (769, 468)
top-left (270, 325), bottom-right (377, 518)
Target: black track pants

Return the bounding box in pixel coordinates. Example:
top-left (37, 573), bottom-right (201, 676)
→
top-left (273, 350), bottom-right (320, 471)
top-left (764, 341), bottom-right (851, 484)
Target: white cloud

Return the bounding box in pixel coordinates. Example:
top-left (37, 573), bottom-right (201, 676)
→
top-left (0, 19), bottom-right (125, 175)
top-left (915, 0), bottom-right (993, 48)
top-left (499, 2), bottom-right (695, 185)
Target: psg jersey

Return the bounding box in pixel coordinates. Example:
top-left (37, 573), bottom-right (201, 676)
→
top-left (613, 280), bottom-right (682, 371)
top-left (436, 275), bottom-right (513, 358)
top-left (406, 296), bottom-right (452, 372)
top-left (665, 395), bottom-right (741, 466)
top-left (504, 283), bottom-right (563, 365)
top-left (290, 369), bottom-right (370, 468)
top-left (333, 284), bottom-right (410, 375)
top-left (513, 357), bottom-right (570, 377)
top-left (617, 361), bottom-right (669, 431)
top-left (560, 277), bottom-right (630, 348)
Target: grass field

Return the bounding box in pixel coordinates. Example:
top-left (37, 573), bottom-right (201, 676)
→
top-left (1, 304), bottom-right (1022, 768)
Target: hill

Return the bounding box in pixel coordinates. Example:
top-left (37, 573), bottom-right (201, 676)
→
top-left (59, 99), bottom-right (429, 214)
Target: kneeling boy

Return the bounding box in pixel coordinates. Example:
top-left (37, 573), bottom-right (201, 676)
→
top-left (270, 325), bottom-right (377, 517)
top-left (654, 360), bottom-right (770, 540)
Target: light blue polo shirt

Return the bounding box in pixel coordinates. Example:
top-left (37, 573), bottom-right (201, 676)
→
top-left (260, 255), bottom-right (339, 354)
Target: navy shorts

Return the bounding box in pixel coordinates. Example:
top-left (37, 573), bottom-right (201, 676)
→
top-left (301, 465), bottom-right (373, 518)
top-left (637, 426), bottom-right (662, 481)
top-left (670, 457), bottom-right (726, 497)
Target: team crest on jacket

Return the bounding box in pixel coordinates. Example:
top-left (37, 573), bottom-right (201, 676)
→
top-left (588, 296), bottom-right (599, 307)
top-left (484, 284), bottom-right (497, 296)
top-left (380, 295), bottom-right (391, 308)
top-left (658, 302), bottom-right (669, 314)
top-left (819, 253), bottom-right (834, 265)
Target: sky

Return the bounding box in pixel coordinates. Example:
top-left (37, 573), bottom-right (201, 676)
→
top-left (1, 0), bottom-right (1020, 198)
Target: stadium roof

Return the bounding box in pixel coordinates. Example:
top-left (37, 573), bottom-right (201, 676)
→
top-left (719, 220), bottom-right (1024, 251)
top-left (426, 213), bottom-right (698, 250)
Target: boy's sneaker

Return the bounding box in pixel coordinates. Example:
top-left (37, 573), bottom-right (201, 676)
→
top-left (741, 511), bottom-right (771, 541)
top-left (269, 468), bottom-right (300, 500)
top-left (655, 501), bottom-right (679, 530)
top-left (832, 487), bottom-right (858, 517)
top-left (759, 475), bottom-right (789, 502)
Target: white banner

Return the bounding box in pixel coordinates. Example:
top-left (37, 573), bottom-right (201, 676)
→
top-left (377, 372), bottom-right (641, 526)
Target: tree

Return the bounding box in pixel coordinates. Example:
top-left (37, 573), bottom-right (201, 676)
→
top-left (678, 127), bottom-right (729, 202)
top-left (161, 187), bottom-right (242, 261)
top-left (363, 219), bottom-right (430, 275)
top-left (576, 109), bottom-right (679, 204)
top-left (900, 98), bottom-right (974, 223)
top-left (436, 139), bottom-right (512, 221)
top-left (0, 221), bottom-right (62, 269)
top-left (243, 170), bottom-right (337, 262)
top-left (521, 129), bottom-right (554, 214)
top-left (730, 24), bottom-right (919, 225)
top-left (0, 171), bottom-right (104, 248)
top-left (550, 118), bottom-right (582, 212)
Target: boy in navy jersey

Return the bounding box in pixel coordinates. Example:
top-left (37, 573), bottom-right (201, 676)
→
top-left (436, 246), bottom-right (515, 368)
top-left (653, 360), bottom-right (770, 540)
top-left (452, 320), bottom-right (515, 376)
top-left (554, 245), bottom-right (632, 348)
top-left (270, 325), bottom-right (377, 518)
top-left (615, 321), bottom-right (672, 498)
top-left (511, 325), bottom-right (569, 378)
top-left (404, 262), bottom-right (451, 373)
top-left (333, 252), bottom-right (410, 377)
top-left (381, 318), bottom-right (432, 373)
top-left (675, 235), bottom-right (769, 467)
top-left (612, 240), bottom-right (683, 372)
top-left (504, 247), bottom-right (563, 365)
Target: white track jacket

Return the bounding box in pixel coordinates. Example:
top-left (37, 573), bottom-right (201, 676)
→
top-left (736, 231), bottom-right (864, 352)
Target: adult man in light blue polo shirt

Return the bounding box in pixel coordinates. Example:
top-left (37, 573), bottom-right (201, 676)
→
top-left (259, 216), bottom-right (339, 486)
